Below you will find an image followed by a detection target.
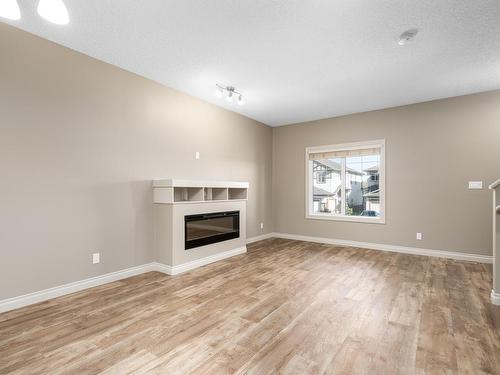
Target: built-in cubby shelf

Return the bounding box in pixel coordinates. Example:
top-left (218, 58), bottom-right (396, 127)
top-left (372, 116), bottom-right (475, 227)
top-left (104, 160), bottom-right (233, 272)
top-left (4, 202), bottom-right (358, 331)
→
top-left (173, 187), bottom-right (204, 202)
top-left (204, 187), bottom-right (228, 201)
top-left (153, 179), bottom-right (249, 204)
top-left (228, 188), bottom-right (248, 200)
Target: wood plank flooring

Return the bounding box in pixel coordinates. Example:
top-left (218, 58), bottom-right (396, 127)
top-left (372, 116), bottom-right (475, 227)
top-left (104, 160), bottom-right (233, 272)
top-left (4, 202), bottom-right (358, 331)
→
top-left (1, 238), bottom-right (499, 374)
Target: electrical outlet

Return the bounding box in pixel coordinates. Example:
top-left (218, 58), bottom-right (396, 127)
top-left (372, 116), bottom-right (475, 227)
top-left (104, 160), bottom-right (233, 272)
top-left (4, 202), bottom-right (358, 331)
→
top-left (416, 233), bottom-right (423, 240)
top-left (260, 222), bottom-right (264, 230)
top-left (195, 151), bottom-right (200, 160)
top-left (92, 252), bottom-right (100, 264)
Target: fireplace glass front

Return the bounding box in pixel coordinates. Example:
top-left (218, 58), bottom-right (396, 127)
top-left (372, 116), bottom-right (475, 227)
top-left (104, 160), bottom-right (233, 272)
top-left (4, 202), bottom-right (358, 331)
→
top-left (184, 211), bottom-right (240, 250)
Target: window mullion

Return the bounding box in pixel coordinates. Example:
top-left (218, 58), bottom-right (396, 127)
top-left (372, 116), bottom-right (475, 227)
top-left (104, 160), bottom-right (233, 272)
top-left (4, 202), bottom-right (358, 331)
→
top-left (341, 158), bottom-right (346, 215)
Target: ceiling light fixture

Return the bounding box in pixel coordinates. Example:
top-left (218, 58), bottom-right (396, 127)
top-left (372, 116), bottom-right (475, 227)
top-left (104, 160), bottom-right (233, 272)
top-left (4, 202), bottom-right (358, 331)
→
top-left (0, 0), bottom-right (21, 20)
top-left (216, 84), bottom-right (244, 106)
top-left (37, 0), bottom-right (69, 25)
top-left (398, 28), bottom-right (418, 45)
top-left (226, 89), bottom-right (233, 102)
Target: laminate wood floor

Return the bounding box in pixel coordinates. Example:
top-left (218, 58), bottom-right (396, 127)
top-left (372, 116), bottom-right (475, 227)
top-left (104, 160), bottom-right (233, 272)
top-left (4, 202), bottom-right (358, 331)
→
top-left (1, 238), bottom-right (499, 374)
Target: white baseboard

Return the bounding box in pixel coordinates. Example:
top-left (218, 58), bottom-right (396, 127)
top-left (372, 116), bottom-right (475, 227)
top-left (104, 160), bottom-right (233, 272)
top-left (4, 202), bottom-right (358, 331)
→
top-left (0, 233), bottom-right (492, 315)
top-left (0, 247), bottom-right (248, 314)
top-left (0, 263), bottom-right (157, 314)
top-left (153, 246), bottom-right (247, 275)
top-left (272, 232), bottom-right (492, 264)
top-left (491, 290), bottom-right (500, 306)
top-left (246, 232), bottom-right (275, 244)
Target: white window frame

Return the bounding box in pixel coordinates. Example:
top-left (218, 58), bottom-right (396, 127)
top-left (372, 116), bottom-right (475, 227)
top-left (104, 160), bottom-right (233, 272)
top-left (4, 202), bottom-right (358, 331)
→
top-left (305, 139), bottom-right (386, 224)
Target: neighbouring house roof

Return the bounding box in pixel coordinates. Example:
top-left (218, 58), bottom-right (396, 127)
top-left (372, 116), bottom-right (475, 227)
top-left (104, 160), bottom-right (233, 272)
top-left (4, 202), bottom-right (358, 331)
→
top-left (363, 189), bottom-right (380, 199)
top-left (314, 183), bottom-right (343, 197)
top-left (313, 186), bottom-right (335, 197)
top-left (314, 159), bottom-right (341, 172)
top-left (364, 165), bottom-right (379, 173)
top-left (314, 160), bottom-right (363, 176)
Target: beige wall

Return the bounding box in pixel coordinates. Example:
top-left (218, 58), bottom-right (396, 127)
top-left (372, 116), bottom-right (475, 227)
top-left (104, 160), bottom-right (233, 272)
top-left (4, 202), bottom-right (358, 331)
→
top-left (273, 91), bottom-right (500, 256)
top-left (0, 23), bottom-right (273, 299)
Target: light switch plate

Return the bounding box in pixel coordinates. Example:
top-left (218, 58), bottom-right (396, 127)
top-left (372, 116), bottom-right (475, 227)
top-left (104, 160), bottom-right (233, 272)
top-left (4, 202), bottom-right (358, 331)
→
top-left (416, 232), bottom-right (423, 240)
top-left (468, 181), bottom-right (483, 190)
top-left (92, 253), bottom-right (100, 264)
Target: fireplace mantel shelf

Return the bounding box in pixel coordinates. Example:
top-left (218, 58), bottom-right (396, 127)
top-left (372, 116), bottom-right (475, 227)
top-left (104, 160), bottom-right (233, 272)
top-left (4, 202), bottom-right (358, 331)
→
top-left (155, 199), bottom-right (247, 204)
top-left (153, 179), bottom-right (249, 204)
top-left (153, 179), bottom-right (248, 189)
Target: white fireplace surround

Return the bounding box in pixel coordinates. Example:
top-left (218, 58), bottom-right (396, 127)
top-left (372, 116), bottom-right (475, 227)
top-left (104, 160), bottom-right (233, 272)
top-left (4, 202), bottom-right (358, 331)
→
top-left (153, 179), bottom-right (249, 270)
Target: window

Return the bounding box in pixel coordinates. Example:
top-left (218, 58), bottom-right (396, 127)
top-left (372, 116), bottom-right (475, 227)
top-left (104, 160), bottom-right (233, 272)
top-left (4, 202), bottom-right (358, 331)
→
top-left (306, 140), bottom-right (385, 223)
top-left (316, 171), bottom-right (327, 184)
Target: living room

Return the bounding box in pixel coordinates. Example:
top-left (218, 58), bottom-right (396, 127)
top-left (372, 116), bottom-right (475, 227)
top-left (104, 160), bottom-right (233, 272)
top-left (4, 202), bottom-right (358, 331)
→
top-left (0, 1), bottom-right (499, 374)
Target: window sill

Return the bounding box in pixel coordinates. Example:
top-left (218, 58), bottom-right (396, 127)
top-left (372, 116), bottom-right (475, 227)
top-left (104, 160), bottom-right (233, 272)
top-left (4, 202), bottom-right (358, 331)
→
top-left (306, 213), bottom-right (386, 224)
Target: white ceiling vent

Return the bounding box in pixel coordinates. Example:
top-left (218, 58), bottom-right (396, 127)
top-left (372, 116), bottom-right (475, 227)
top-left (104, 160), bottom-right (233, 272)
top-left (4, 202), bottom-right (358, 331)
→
top-left (398, 29), bottom-right (419, 45)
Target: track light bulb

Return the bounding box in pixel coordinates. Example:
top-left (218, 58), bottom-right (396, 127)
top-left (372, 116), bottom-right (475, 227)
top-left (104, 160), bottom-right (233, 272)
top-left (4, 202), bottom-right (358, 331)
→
top-left (37, 0), bottom-right (70, 25)
top-left (0, 0), bottom-right (21, 20)
top-left (237, 95), bottom-right (244, 105)
top-left (226, 91), bottom-right (233, 102)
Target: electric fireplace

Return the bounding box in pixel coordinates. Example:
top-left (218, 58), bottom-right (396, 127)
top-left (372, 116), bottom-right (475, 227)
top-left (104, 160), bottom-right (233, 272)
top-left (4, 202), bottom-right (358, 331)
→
top-left (185, 210), bottom-right (240, 250)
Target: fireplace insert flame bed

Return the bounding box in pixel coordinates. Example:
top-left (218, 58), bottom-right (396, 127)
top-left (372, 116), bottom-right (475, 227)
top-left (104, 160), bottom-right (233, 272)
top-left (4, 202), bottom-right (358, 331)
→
top-left (184, 210), bottom-right (240, 250)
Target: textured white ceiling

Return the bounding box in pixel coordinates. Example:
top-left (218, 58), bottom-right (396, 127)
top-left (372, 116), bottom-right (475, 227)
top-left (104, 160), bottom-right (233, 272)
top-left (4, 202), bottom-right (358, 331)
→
top-left (3, 0), bottom-right (500, 126)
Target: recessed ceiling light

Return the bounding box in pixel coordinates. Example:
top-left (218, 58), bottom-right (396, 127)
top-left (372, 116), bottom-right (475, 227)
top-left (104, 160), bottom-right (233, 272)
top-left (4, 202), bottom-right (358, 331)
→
top-left (0, 0), bottom-right (21, 20)
top-left (37, 0), bottom-right (69, 25)
top-left (398, 29), bottom-right (418, 45)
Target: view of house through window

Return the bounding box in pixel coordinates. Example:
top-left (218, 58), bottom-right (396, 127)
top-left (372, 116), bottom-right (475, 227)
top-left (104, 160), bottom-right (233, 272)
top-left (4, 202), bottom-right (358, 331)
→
top-left (345, 155), bottom-right (380, 216)
top-left (312, 157), bottom-right (343, 214)
top-left (307, 141), bottom-right (384, 222)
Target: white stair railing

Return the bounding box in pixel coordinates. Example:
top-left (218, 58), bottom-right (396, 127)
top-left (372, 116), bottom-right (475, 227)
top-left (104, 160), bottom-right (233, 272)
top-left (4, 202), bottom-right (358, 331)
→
top-left (489, 178), bottom-right (500, 305)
